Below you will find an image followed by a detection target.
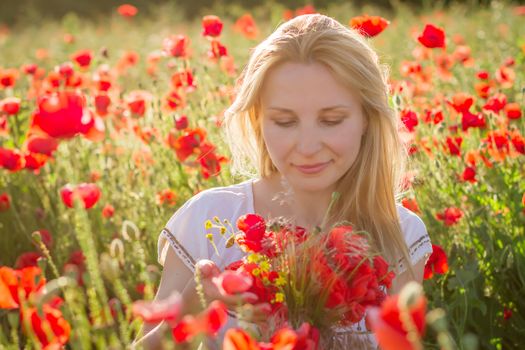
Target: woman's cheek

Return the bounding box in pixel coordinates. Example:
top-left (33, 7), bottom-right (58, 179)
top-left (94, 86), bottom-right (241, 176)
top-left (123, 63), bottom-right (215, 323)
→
top-left (264, 125), bottom-right (293, 149)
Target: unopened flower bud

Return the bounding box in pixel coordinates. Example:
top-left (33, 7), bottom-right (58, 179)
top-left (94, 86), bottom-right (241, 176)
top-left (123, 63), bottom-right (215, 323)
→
top-left (399, 281), bottom-right (424, 309)
top-left (225, 235), bottom-right (235, 248)
top-left (100, 253), bottom-right (120, 280)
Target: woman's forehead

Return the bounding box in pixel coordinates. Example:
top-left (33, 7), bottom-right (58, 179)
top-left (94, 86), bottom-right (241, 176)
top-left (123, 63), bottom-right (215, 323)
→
top-left (260, 62), bottom-right (360, 111)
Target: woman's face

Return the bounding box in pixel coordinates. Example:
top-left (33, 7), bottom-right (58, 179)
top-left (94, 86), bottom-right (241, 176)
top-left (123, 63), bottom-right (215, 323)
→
top-left (260, 61), bottom-right (368, 193)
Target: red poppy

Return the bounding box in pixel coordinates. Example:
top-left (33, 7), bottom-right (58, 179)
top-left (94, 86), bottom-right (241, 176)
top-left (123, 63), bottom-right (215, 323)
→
top-left (198, 142), bottom-right (228, 179)
top-left (125, 90), bottom-right (152, 117)
top-left (223, 328), bottom-right (260, 349)
top-left (94, 93), bottom-right (111, 116)
top-left (401, 198), bottom-right (421, 214)
top-left (503, 307), bottom-right (513, 320)
top-left (1, 97), bottom-right (21, 115)
top-left (483, 129), bottom-right (510, 152)
top-left (165, 90), bottom-right (185, 111)
top-left (234, 14), bottom-right (259, 40)
top-left (0, 268), bottom-right (18, 309)
top-left (417, 24), bottom-right (446, 48)
top-left (208, 40), bottom-right (228, 59)
top-left (236, 214), bottom-right (267, 253)
top-left (132, 291), bottom-right (182, 326)
top-left (367, 284), bottom-right (426, 350)
top-left (63, 250), bottom-right (86, 286)
top-left (474, 81), bottom-right (492, 99)
top-left (514, 5), bottom-right (525, 15)
top-left (460, 166), bottom-right (477, 183)
top-left (117, 4), bottom-right (138, 17)
top-left (295, 4), bottom-right (317, 16)
top-left (21, 64), bottom-right (38, 75)
top-left (0, 147), bottom-right (25, 171)
top-left (436, 207), bottom-right (463, 226)
top-left (510, 130), bottom-right (524, 154)
top-left (202, 15), bottom-right (223, 37)
top-left (83, 115), bottom-right (105, 143)
top-left (167, 127), bottom-right (206, 162)
top-left (23, 152), bottom-right (48, 172)
top-left (461, 111), bottom-right (486, 131)
top-left (0, 68), bottom-right (18, 89)
top-left (118, 50), bottom-right (139, 68)
top-left (0, 193), bottom-right (10, 211)
top-left (15, 252), bottom-right (42, 269)
top-left (374, 256), bottom-right (395, 289)
top-left (57, 62), bottom-right (74, 79)
top-left (171, 300), bottom-right (228, 342)
top-left (102, 203), bottom-right (115, 218)
top-left (163, 34), bottom-right (190, 58)
top-left (60, 183), bottom-right (101, 209)
top-left (483, 93), bottom-right (507, 114)
top-left (25, 135), bottom-right (59, 156)
top-left (447, 92), bottom-right (474, 114)
top-left (0, 266), bottom-right (46, 308)
top-left (400, 109), bottom-right (418, 132)
top-left (31, 90), bottom-right (94, 139)
top-left (495, 65), bottom-right (515, 89)
top-left (350, 15), bottom-right (389, 38)
top-left (156, 189), bottom-right (177, 207)
top-left (445, 136), bottom-right (463, 156)
top-left (21, 303), bottom-right (71, 349)
top-left (93, 74), bottom-right (112, 92)
top-left (223, 322), bottom-right (319, 350)
top-left (289, 322), bottom-right (320, 350)
top-left (503, 56), bottom-right (514, 66)
top-left (424, 244), bottom-right (448, 279)
top-left (452, 45), bottom-right (474, 66)
top-left (171, 69), bottom-right (196, 92)
top-left (174, 115), bottom-right (188, 130)
top-left (476, 70), bottom-right (489, 80)
top-left (504, 102), bottom-right (522, 120)
top-left (212, 270), bottom-right (253, 295)
top-left (71, 49), bottom-right (93, 69)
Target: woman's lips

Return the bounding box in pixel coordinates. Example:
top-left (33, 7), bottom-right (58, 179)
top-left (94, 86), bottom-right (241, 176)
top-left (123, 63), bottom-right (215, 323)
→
top-left (294, 161), bottom-right (331, 174)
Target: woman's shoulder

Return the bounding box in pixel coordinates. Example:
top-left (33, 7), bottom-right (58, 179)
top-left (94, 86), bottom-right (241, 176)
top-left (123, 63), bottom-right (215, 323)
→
top-left (159, 180), bottom-right (253, 269)
top-left (168, 179), bottom-right (253, 223)
top-left (396, 204), bottom-right (428, 237)
top-left (395, 203), bottom-right (432, 269)
top-left (191, 180), bottom-right (251, 205)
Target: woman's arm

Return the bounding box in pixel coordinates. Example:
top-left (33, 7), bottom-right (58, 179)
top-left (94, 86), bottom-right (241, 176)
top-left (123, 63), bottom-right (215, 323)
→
top-left (133, 247), bottom-right (199, 349)
top-left (133, 249), bottom-right (275, 349)
top-left (389, 258), bottom-right (426, 295)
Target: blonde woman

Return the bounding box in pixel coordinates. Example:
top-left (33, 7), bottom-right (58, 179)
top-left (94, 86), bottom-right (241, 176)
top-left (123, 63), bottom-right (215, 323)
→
top-left (138, 13), bottom-right (432, 349)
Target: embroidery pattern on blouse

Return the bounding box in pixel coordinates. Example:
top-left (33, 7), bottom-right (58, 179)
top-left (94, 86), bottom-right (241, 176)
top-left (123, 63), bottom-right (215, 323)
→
top-left (161, 227), bottom-right (197, 271)
top-left (397, 233), bottom-right (431, 271)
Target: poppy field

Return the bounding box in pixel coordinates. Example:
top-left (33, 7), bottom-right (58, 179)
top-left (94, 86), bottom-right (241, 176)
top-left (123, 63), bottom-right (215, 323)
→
top-left (0, 2), bottom-right (524, 349)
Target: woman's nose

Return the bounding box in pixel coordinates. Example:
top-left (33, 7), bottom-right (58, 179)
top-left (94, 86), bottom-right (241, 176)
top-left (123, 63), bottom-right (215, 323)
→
top-left (294, 126), bottom-right (323, 156)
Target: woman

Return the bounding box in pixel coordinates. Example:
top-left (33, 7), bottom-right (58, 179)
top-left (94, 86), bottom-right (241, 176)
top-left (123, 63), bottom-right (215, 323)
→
top-left (138, 13), bottom-right (432, 349)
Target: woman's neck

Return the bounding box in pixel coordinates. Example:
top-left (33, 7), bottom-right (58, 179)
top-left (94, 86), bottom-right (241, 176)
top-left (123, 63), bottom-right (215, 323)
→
top-left (253, 173), bottom-right (335, 232)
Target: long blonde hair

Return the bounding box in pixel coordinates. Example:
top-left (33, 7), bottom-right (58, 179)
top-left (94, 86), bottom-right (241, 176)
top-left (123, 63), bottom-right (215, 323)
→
top-left (223, 14), bottom-right (413, 276)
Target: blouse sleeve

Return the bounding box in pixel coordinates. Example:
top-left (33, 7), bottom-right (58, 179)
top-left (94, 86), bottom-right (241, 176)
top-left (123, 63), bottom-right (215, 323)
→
top-left (157, 192), bottom-right (211, 273)
top-left (396, 205), bottom-right (433, 274)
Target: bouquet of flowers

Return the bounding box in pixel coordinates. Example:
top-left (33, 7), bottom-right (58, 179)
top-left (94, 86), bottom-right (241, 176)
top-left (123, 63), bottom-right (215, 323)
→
top-left (203, 206), bottom-right (396, 348)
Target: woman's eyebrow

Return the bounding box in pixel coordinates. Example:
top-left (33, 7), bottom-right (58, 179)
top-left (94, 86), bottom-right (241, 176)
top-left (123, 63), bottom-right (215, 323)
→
top-left (267, 104), bottom-right (352, 112)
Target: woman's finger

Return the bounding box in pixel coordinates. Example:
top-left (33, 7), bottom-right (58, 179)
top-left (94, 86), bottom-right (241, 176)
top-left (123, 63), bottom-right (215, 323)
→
top-left (195, 259), bottom-right (220, 279)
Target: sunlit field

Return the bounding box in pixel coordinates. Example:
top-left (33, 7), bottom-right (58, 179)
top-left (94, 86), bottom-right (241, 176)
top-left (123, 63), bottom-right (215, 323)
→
top-left (0, 2), bottom-right (524, 349)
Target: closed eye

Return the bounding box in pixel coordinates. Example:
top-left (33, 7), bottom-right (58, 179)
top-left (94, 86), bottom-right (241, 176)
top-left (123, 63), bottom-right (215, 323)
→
top-left (323, 119), bottom-right (343, 126)
top-left (274, 121), bottom-right (296, 127)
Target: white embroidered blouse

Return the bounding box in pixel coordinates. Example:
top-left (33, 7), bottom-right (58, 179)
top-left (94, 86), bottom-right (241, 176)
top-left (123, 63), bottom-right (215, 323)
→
top-left (157, 178), bottom-right (432, 349)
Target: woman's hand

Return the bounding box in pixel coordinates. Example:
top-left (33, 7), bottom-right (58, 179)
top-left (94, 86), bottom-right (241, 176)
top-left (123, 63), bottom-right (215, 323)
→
top-left (195, 259), bottom-right (272, 326)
